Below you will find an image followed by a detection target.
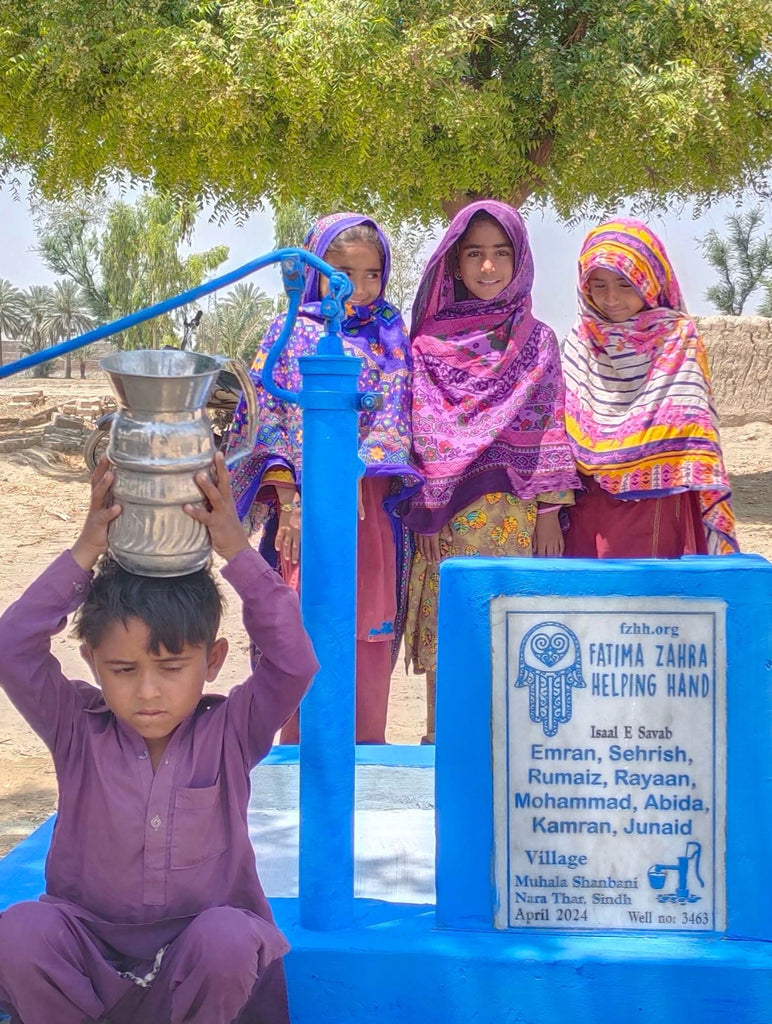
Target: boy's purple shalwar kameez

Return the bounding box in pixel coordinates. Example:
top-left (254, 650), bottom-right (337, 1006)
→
top-left (0, 546), bottom-right (318, 1024)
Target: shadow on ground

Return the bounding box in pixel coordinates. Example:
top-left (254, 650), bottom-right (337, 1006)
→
top-left (1, 448), bottom-right (88, 483)
top-left (0, 760), bottom-right (57, 858)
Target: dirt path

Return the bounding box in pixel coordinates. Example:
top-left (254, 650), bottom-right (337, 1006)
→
top-left (0, 377), bottom-right (769, 856)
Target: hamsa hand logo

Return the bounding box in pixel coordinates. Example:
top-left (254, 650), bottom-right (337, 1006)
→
top-left (515, 622), bottom-right (585, 737)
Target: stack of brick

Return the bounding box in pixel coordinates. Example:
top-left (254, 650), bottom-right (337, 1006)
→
top-left (0, 398), bottom-right (57, 452)
top-left (61, 395), bottom-right (116, 423)
top-left (5, 390), bottom-right (45, 408)
top-left (41, 413), bottom-right (90, 454)
top-left (0, 431), bottom-right (46, 453)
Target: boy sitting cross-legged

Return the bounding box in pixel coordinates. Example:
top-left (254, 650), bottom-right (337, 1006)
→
top-left (0, 452), bottom-right (318, 1024)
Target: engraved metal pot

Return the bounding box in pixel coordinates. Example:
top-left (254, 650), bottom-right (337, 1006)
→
top-left (100, 349), bottom-right (258, 576)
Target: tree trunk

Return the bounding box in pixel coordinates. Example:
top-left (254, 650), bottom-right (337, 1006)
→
top-left (440, 138), bottom-right (554, 221)
top-left (80, 356), bottom-right (86, 379)
top-left (441, 182), bottom-right (536, 220)
top-left (65, 352), bottom-right (72, 379)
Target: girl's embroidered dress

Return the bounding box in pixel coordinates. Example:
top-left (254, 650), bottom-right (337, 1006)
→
top-left (403, 200), bottom-right (579, 677)
top-left (228, 213), bottom-right (419, 742)
top-left (562, 218), bottom-right (738, 557)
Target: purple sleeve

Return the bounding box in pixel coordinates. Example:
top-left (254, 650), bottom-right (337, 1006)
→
top-left (220, 546), bottom-right (318, 766)
top-left (0, 551), bottom-right (98, 751)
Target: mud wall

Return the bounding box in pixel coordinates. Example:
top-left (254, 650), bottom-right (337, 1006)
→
top-left (697, 316), bottom-right (772, 426)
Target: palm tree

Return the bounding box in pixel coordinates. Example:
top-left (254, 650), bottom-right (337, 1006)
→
top-left (199, 284), bottom-right (276, 363)
top-left (224, 282), bottom-right (270, 313)
top-left (19, 284), bottom-right (56, 377)
top-left (0, 278), bottom-right (23, 367)
top-left (42, 279), bottom-right (96, 378)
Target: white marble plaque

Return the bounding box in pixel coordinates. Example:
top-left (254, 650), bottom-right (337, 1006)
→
top-left (491, 597), bottom-right (726, 932)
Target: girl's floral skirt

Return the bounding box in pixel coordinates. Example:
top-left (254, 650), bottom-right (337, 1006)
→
top-left (405, 492), bottom-right (537, 675)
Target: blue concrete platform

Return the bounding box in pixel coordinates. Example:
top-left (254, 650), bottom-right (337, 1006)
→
top-left (276, 901), bottom-right (772, 1023)
top-left (2, 743), bottom-right (771, 1023)
top-left (247, 747), bottom-right (435, 903)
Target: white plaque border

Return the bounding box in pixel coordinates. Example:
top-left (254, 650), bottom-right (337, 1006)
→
top-left (491, 595), bottom-right (727, 933)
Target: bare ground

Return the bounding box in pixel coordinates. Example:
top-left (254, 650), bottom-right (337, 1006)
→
top-left (0, 377), bottom-right (769, 857)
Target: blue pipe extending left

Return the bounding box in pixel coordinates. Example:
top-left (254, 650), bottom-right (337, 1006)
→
top-left (0, 248), bottom-right (349, 380)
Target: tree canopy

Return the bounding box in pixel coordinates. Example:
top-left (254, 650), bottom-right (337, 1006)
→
top-left (2, 1), bottom-right (772, 220)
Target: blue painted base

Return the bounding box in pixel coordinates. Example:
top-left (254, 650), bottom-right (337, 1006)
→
top-left (275, 898), bottom-right (772, 1024)
top-left (0, 815), bottom-right (54, 909)
top-left (2, 745), bottom-right (770, 1023)
top-left (0, 890), bottom-right (770, 1023)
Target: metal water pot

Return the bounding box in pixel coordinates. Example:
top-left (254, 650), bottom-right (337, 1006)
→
top-left (100, 349), bottom-right (258, 576)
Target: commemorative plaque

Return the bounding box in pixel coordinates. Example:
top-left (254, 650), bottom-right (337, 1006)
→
top-left (491, 596), bottom-right (726, 933)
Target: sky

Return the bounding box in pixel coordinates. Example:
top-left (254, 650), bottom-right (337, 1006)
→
top-left (1, 179), bottom-right (769, 339)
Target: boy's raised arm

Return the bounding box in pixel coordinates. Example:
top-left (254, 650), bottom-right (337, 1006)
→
top-left (0, 550), bottom-right (95, 750)
top-left (185, 454), bottom-right (319, 763)
top-left (0, 460), bottom-right (120, 748)
top-left (221, 546), bottom-right (318, 761)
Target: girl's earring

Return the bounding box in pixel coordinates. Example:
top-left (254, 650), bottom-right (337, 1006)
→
top-left (453, 268), bottom-right (463, 280)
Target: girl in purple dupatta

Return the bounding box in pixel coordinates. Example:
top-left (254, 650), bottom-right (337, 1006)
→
top-left (228, 213), bottom-right (419, 743)
top-left (404, 200), bottom-right (579, 742)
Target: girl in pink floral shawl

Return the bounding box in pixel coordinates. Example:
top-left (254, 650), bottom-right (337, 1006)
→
top-left (403, 200), bottom-right (579, 742)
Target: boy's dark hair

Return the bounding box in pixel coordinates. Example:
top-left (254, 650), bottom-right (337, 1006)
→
top-left (74, 558), bottom-right (224, 653)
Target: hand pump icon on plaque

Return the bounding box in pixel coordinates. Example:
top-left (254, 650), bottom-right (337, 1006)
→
top-left (648, 841), bottom-right (705, 905)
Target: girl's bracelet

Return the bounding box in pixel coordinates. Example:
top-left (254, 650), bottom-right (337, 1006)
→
top-left (536, 503), bottom-right (561, 515)
top-left (279, 499), bottom-right (301, 513)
